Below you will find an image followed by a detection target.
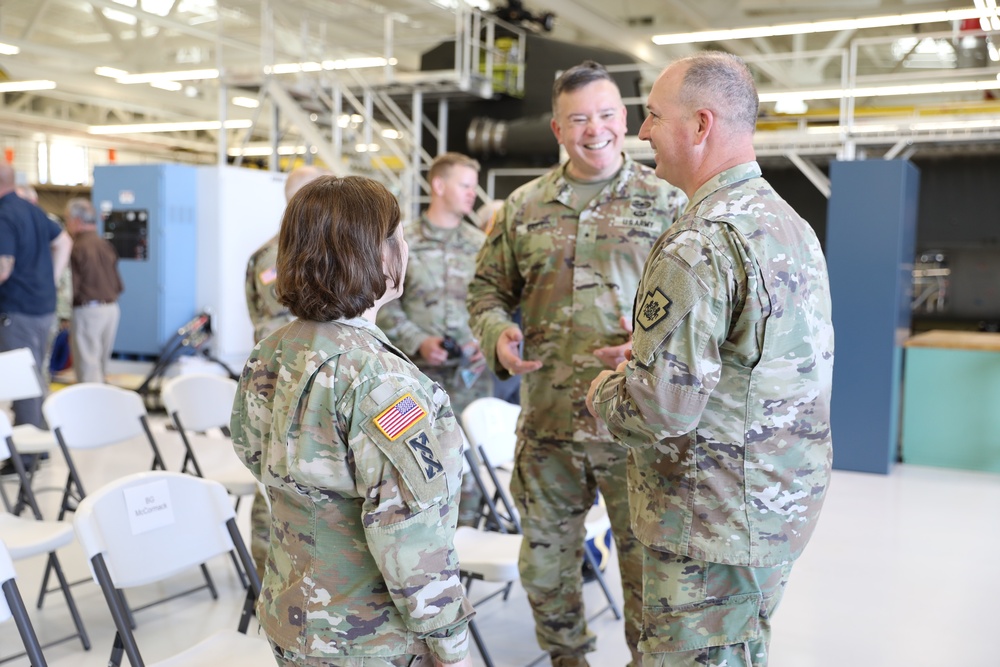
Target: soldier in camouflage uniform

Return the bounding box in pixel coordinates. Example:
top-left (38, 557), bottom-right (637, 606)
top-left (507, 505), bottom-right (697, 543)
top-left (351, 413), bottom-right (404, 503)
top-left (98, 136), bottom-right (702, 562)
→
top-left (377, 153), bottom-right (489, 527)
top-left (377, 152), bottom-right (488, 417)
top-left (243, 164), bottom-right (330, 583)
top-left (467, 61), bottom-right (687, 667)
top-left (231, 175), bottom-right (473, 667)
top-left (587, 52), bottom-right (834, 667)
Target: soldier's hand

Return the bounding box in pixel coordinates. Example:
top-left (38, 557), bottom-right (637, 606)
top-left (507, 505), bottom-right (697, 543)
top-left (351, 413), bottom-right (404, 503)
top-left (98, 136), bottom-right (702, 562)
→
top-left (496, 326), bottom-right (542, 375)
top-left (462, 340), bottom-right (484, 363)
top-left (587, 370), bottom-right (615, 418)
top-left (593, 315), bottom-right (634, 368)
top-left (593, 341), bottom-right (631, 369)
top-left (419, 336), bottom-right (449, 366)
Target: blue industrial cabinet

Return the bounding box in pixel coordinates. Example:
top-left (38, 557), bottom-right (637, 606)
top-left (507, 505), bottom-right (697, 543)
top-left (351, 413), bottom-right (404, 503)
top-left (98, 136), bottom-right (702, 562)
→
top-left (826, 160), bottom-right (919, 474)
top-left (92, 164), bottom-right (198, 357)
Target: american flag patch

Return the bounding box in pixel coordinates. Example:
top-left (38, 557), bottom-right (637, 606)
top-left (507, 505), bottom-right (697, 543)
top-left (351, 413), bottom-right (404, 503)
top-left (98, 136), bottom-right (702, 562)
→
top-left (374, 394), bottom-right (426, 441)
top-left (258, 266), bottom-right (277, 285)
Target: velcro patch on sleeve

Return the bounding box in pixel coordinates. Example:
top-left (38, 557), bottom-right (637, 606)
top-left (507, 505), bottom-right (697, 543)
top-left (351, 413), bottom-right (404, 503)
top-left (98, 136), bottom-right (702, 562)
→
top-left (405, 430), bottom-right (445, 482)
top-left (373, 393), bottom-right (427, 441)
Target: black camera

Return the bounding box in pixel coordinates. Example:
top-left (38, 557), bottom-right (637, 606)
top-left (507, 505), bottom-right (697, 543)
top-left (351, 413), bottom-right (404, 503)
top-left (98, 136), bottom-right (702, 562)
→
top-left (441, 335), bottom-right (463, 360)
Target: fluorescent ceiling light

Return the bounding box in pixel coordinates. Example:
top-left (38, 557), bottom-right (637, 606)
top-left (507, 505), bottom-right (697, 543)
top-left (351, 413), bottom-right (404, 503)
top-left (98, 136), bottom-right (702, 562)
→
top-left (88, 119), bottom-right (253, 134)
top-left (759, 78), bottom-right (1000, 103)
top-left (95, 66), bottom-right (129, 78)
top-left (232, 96), bottom-right (259, 108)
top-left (227, 145), bottom-right (307, 157)
top-left (652, 9), bottom-right (984, 45)
top-left (0, 42), bottom-right (20, 55)
top-left (267, 57), bottom-right (393, 75)
top-left (115, 68), bottom-right (219, 84)
top-left (0, 80), bottom-right (56, 92)
top-left (150, 80), bottom-right (182, 91)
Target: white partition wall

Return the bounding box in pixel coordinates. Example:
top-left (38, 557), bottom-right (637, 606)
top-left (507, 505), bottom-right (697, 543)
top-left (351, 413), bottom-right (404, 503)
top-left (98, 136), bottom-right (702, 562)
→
top-left (196, 167), bottom-right (287, 370)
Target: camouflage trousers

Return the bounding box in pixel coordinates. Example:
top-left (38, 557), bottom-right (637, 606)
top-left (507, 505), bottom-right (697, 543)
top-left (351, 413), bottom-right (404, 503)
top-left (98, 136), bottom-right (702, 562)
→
top-left (638, 547), bottom-right (791, 667)
top-left (510, 438), bottom-right (642, 666)
top-left (270, 641), bottom-right (431, 666)
top-left (419, 363), bottom-right (492, 527)
top-left (250, 488), bottom-right (270, 584)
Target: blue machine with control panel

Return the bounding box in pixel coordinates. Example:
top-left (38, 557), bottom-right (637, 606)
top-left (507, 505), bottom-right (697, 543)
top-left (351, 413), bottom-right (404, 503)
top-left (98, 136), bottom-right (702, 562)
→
top-left (92, 164), bottom-right (198, 357)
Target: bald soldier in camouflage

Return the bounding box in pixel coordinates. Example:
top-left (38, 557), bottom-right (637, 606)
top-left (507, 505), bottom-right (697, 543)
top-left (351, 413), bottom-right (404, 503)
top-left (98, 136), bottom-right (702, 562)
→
top-left (377, 152), bottom-right (488, 416)
top-left (232, 175), bottom-right (473, 667)
top-left (588, 52), bottom-right (834, 667)
top-left (467, 61), bottom-right (687, 667)
top-left (243, 164), bottom-right (331, 582)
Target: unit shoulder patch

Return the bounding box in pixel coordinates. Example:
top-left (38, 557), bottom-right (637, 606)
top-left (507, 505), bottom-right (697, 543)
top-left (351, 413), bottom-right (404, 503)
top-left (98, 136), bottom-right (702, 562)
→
top-left (636, 288), bottom-right (672, 331)
top-left (405, 430), bottom-right (445, 482)
top-left (373, 393), bottom-right (427, 441)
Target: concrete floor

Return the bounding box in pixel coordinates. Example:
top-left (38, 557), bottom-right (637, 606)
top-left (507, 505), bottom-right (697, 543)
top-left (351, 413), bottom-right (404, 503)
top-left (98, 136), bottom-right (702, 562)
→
top-left (3, 396), bottom-right (999, 667)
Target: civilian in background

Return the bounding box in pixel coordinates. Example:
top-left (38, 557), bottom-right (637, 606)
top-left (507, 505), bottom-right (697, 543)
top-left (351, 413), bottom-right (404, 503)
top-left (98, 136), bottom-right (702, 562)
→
top-left (0, 163), bottom-right (72, 475)
top-left (65, 197), bottom-right (123, 384)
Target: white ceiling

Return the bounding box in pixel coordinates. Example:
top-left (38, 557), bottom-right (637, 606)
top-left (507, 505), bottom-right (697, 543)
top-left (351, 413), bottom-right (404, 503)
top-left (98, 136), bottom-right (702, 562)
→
top-left (0, 0), bottom-right (990, 162)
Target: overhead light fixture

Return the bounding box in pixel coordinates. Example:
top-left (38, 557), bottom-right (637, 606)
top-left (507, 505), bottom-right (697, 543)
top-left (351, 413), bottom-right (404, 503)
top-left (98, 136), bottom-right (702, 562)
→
top-left (0, 42), bottom-right (20, 55)
top-left (265, 57), bottom-right (393, 75)
top-left (149, 80), bottom-right (183, 91)
top-left (227, 145), bottom-right (307, 157)
top-left (759, 78), bottom-right (1000, 103)
top-left (232, 96), bottom-right (260, 108)
top-left (0, 80), bottom-right (56, 92)
top-left (95, 66), bottom-right (129, 78)
top-left (115, 68), bottom-right (219, 84)
top-left (88, 119), bottom-right (253, 135)
top-left (652, 8), bottom-right (984, 45)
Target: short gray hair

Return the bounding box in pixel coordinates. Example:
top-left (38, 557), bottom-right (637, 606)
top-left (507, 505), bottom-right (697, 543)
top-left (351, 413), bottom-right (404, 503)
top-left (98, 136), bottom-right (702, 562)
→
top-left (66, 197), bottom-right (97, 224)
top-left (675, 51), bottom-right (758, 134)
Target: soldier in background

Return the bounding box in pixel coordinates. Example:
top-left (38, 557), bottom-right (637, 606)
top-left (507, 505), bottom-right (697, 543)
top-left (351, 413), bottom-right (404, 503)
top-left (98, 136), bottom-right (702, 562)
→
top-left (467, 61), bottom-right (687, 667)
top-left (232, 175), bottom-right (473, 667)
top-left (587, 52), bottom-right (834, 666)
top-left (377, 152), bottom-right (489, 525)
top-left (243, 164), bottom-right (330, 581)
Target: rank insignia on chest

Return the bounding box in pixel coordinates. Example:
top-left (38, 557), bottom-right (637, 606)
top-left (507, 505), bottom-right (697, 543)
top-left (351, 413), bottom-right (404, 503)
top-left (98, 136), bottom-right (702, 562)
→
top-left (406, 430), bottom-right (444, 481)
top-left (374, 393), bottom-right (427, 441)
top-left (637, 288), bottom-right (671, 331)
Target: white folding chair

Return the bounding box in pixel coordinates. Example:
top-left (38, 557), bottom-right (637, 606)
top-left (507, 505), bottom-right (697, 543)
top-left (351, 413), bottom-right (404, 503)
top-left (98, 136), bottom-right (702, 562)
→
top-left (42, 383), bottom-right (168, 521)
top-left (72, 471), bottom-right (270, 667)
top-left (0, 347), bottom-right (58, 500)
top-left (0, 411), bottom-right (90, 658)
top-left (42, 384), bottom-right (217, 624)
top-left (460, 398), bottom-right (622, 621)
top-left (1, 539), bottom-right (50, 667)
top-left (159, 374), bottom-right (257, 506)
top-left (160, 373), bottom-right (258, 588)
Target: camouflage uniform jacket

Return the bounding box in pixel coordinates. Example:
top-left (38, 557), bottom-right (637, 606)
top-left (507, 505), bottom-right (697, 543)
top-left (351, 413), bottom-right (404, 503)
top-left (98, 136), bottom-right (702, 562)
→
top-left (231, 317), bottom-right (473, 662)
top-left (467, 155), bottom-right (687, 442)
top-left (591, 162), bottom-right (835, 567)
top-left (376, 214), bottom-right (486, 366)
top-left (245, 235), bottom-right (295, 343)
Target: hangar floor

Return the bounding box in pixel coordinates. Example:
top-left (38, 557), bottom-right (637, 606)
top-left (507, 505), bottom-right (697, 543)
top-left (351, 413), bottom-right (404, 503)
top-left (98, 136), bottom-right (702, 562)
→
top-left (3, 379), bottom-right (998, 666)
